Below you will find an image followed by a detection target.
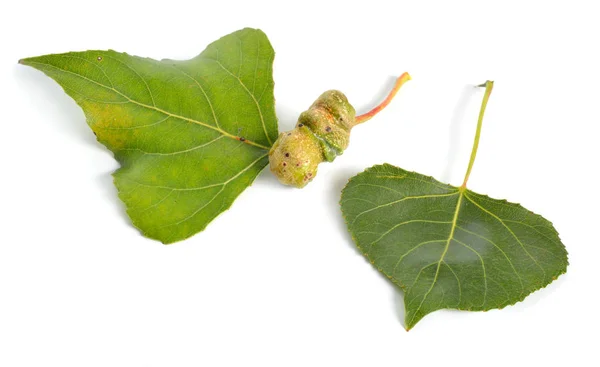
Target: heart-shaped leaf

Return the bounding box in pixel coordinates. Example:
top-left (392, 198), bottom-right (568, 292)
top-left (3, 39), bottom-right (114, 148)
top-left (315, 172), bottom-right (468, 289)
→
top-left (340, 81), bottom-right (568, 329)
top-left (21, 28), bottom-right (278, 243)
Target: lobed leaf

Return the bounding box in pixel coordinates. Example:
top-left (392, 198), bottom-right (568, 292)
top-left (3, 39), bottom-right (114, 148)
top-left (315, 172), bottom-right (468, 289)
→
top-left (21, 28), bottom-right (278, 243)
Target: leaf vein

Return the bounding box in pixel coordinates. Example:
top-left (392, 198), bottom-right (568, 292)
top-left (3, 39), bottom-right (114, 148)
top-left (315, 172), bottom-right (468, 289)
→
top-left (455, 225), bottom-right (525, 294)
top-left (453, 238), bottom-right (488, 307)
top-left (103, 54), bottom-right (156, 107)
top-left (121, 153), bottom-right (267, 192)
top-left (170, 64), bottom-right (221, 129)
top-left (443, 261), bottom-right (462, 306)
top-left (95, 116), bottom-right (170, 130)
top-left (464, 193), bottom-right (548, 278)
top-left (119, 134), bottom-right (225, 156)
top-left (392, 240), bottom-right (446, 276)
top-left (351, 191), bottom-right (459, 225)
top-left (201, 57), bottom-right (272, 146)
top-left (367, 220), bottom-right (453, 251)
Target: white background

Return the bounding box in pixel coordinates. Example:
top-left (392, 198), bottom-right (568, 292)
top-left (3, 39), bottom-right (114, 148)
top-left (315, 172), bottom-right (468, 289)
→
top-left (1, 1), bottom-right (599, 366)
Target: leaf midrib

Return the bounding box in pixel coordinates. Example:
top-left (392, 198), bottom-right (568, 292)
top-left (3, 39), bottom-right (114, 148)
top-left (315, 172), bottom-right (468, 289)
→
top-left (408, 190), bottom-right (464, 326)
top-left (23, 59), bottom-right (271, 151)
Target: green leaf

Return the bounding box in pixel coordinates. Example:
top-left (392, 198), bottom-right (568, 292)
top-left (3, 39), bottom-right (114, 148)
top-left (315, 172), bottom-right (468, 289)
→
top-left (340, 81), bottom-right (568, 329)
top-left (21, 28), bottom-right (278, 244)
top-left (341, 165), bottom-right (567, 329)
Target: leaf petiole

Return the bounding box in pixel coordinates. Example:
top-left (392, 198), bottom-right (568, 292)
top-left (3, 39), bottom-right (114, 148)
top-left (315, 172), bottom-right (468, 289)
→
top-left (460, 80), bottom-right (494, 189)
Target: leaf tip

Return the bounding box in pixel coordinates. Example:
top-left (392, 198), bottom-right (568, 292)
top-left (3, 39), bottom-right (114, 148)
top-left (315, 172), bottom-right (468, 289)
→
top-left (18, 57), bottom-right (34, 66)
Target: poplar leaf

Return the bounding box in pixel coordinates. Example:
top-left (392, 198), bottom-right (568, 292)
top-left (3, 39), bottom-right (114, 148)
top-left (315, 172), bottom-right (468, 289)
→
top-left (341, 165), bottom-right (567, 329)
top-left (21, 28), bottom-right (277, 243)
top-left (340, 81), bottom-right (568, 329)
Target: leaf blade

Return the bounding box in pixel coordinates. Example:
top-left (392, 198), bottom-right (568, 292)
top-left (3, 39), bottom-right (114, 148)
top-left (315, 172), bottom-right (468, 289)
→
top-left (21, 28), bottom-right (278, 243)
top-left (341, 164), bottom-right (568, 329)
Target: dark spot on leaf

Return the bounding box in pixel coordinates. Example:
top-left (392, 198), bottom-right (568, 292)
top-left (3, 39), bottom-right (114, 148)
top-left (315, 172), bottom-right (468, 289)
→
top-left (287, 133), bottom-right (292, 136)
top-left (285, 153), bottom-right (290, 158)
top-left (296, 163), bottom-right (300, 167)
top-left (282, 162), bottom-right (287, 166)
top-left (239, 137), bottom-right (246, 142)
top-left (325, 126), bottom-right (332, 132)
top-left (298, 123), bottom-right (304, 127)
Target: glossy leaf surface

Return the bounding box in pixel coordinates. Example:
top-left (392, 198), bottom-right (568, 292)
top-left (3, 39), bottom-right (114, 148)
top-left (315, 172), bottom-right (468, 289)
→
top-left (341, 164), bottom-right (567, 329)
top-left (21, 28), bottom-right (277, 243)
